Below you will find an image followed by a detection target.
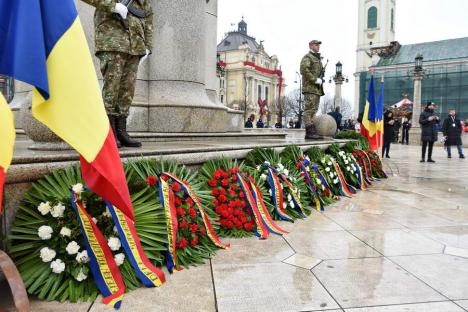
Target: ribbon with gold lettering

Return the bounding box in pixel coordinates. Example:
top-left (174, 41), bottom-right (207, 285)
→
top-left (157, 177), bottom-right (182, 273)
top-left (298, 162), bottom-right (324, 212)
top-left (246, 176), bottom-right (288, 236)
top-left (236, 173), bottom-right (269, 239)
top-left (70, 191), bottom-right (125, 309)
top-left (162, 173), bottom-right (230, 249)
top-left (266, 167), bottom-right (293, 222)
top-left (332, 160), bottom-right (356, 197)
top-left (104, 201), bottom-right (166, 285)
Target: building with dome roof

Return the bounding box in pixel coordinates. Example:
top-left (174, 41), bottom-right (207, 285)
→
top-left (217, 19), bottom-right (286, 126)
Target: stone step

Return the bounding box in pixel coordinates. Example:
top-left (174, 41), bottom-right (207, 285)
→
top-left (131, 131), bottom-right (287, 142)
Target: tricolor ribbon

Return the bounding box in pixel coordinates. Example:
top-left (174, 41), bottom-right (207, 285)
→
top-left (354, 162), bottom-right (366, 191)
top-left (70, 191), bottom-right (125, 309)
top-left (104, 201), bottom-right (166, 285)
top-left (158, 177), bottom-right (182, 273)
top-left (298, 163), bottom-right (323, 212)
top-left (246, 176), bottom-right (288, 236)
top-left (236, 173), bottom-right (269, 239)
top-left (332, 161), bottom-right (355, 197)
top-left (162, 173), bottom-right (230, 249)
top-left (266, 167), bottom-right (293, 222)
top-left (269, 167), bottom-right (306, 217)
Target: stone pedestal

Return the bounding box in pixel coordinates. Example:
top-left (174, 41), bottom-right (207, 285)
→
top-left (409, 127), bottom-right (422, 145)
top-left (411, 75), bottom-right (423, 127)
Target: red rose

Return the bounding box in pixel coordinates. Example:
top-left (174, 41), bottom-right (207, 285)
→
top-left (229, 190), bottom-right (236, 196)
top-left (174, 196), bottom-right (182, 206)
top-left (190, 224), bottom-right (198, 233)
top-left (146, 175), bottom-right (157, 187)
top-left (296, 162), bottom-right (301, 169)
top-left (244, 223), bottom-right (253, 232)
top-left (212, 188), bottom-right (219, 196)
top-left (176, 208), bottom-right (185, 217)
top-left (239, 192), bottom-right (245, 198)
top-left (208, 179), bottom-right (217, 187)
top-left (212, 199), bottom-right (219, 206)
top-left (179, 221), bottom-right (189, 228)
top-left (186, 198), bottom-right (194, 207)
top-left (235, 222), bottom-right (243, 230)
top-left (221, 210), bottom-right (229, 218)
top-left (172, 183), bottom-right (182, 192)
top-left (178, 238), bottom-right (187, 248)
top-left (218, 188), bottom-right (226, 195)
top-left (222, 172), bottom-right (229, 179)
top-left (231, 175), bottom-right (238, 182)
top-left (188, 208), bottom-right (197, 218)
top-left (221, 179), bottom-right (229, 187)
top-left (240, 217), bottom-right (247, 224)
top-left (226, 221), bottom-right (234, 229)
top-left (218, 195), bottom-right (227, 203)
top-left (190, 237), bottom-right (199, 247)
top-left (213, 171), bottom-right (222, 180)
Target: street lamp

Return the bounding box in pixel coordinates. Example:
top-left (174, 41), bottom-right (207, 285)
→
top-left (336, 61), bottom-right (342, 76)
top-left (329, 61), bottom-right (348, 112)
top-left (294, 71), bottom-right (303, 128)
top-left (415, 54), bottom-right (423, 72)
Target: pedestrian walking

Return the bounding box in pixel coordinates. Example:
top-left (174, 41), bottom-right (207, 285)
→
top-left (401, 116), bottom-right (411, 145)
top-left (382, 110), bottom-right (395, 158)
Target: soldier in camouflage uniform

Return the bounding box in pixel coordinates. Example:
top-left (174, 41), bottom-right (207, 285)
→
top-left (81, 0), bottom-right (153, 147)
top-left (300, 40), bottom-right (325, 140)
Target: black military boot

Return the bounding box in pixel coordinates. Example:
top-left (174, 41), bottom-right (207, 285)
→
top-left (108, 115), bottom-right (122, 148)
top-left (305, 124), bottom-right (323, 140)
top-left (116, 116), bottom-right (142, 148)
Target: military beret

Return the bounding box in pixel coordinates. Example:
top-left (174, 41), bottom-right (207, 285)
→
top-left (309, 40), bottom-right (322, 45)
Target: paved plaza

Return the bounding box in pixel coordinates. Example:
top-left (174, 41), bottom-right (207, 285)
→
top-left (2, 143), bottom-right (468, 312)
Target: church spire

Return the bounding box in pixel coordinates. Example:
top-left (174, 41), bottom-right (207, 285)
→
top-left (238, 17), bottom-right (247, 35)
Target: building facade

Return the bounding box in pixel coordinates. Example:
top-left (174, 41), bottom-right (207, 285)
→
top-left (355, 0), bottom-right (468, 120)
top-left (217, 19), bottom-right (286, 126)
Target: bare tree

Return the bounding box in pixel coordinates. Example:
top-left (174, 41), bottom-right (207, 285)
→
top-left (319, 93), bottom-right (334, 115)
top-left (340, 98), bottom-right (353, 120)
top-left (275, 95), bottom-right (286, 125)
top-left (284, 88), bottom-right (304, 126)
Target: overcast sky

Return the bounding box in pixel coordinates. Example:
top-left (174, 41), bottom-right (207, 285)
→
top-left (217, 0), bottom-right (468, 105)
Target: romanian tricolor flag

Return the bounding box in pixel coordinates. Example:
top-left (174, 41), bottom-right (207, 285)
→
top-left (0, 1), bottom-right (134, 219)
top-left (360, 76), bottom-right (384, 150)
top-left (0, 94), bottom-right (15, 214)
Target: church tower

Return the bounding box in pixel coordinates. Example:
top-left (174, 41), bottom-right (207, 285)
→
top-left (354, 0), bottom-right (396, 115)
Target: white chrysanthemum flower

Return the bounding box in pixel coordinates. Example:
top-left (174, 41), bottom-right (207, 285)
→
top-left (102, 207), bottom-right (112, 218)
top-left (321, 158), bottom-right (325, 164)
top-left (339, 151), bottom-right (345, 156)
top-left (325, 167), bottom-right (330, 172)
top-left (287, 194), bottom-right (292, 202)
top-left (316, 179), bottom-right (322, 185)
top-left (305, 166), bottom-right (310, 172)
top-left (75, 269), bottom-right (88, 282)
top-left (346, 166), bottom-right (351, 171)
top-left (76, 250), bottom-right (89, 264)
top-left (344, 159), bottom-right (349, 164)
top-left (322, 185), bottom-right (325, 191)
top-left (289, 201), bottom-right (295, 209)
top-left (283, 169), bottom-right (289, 176)
top-left (113, 226), bottom-right (119, 234)
top-left (328, 161), bottom-right (332, 166)
top-left (108, 237), bottom-right (121, 251)
top-left (265, 161), bottom-right (270, 165)
top-left (51, 203), bottom-right (66, 218)
top-left (278, 163), bottom-right (284, 170)
top-left (282, 202), bottom-right (287, 209)
top-left (37, 202), bottom-right (51, 215)
top-left (60, 227), bottom-right (71, 237)
top-left (334, 178), bottom-right (339, 184)
top-left (256, 165), bottom-right (261, 171)
top-left (114, 253), bottom-right (125, 266)
top-left (50, 259), bottom-right (65, 274)
top-left (92, 217), bottom-right (98, 224)
top-left (305, 156), bottom-right (310, 161)
top-left (38, 225), bottom-right (53, 240)
top-left (66, 241), bottom-right (80, 255)
top-left (39, 247), bottom-right (56, 263)
top-left (72, 183), bottom-right (84, 194)
top-left (260, 173), bottom-right (267, 181)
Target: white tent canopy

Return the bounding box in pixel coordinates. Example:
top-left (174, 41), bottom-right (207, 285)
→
top-left (391, 98), bottom-right (413, 109)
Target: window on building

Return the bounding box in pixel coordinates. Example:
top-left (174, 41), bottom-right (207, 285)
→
top-left (367, 6), bottom-right (378, 29)
top-left (265, 86), bottom-right (269, 103)
top-left (220, 95), bottom-right (224, 103)
top-left (258, 85), bottom-right (262, 100)
top-left (390, 9), bottom-right (394, 31)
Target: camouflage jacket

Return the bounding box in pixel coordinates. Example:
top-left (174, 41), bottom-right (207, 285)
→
top-left (300, 51), bottom-right (324, 96)
top-left (81, 0), bottom-right (153, 56)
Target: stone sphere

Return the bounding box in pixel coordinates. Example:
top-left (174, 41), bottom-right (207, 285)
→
top-left (313, 115), bottom-right (337, 137)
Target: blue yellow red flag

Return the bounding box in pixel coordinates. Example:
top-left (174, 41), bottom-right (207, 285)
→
top-left (0, 0), bottom-right (134, 220)
top-left (0, 94), bottom-right (15, 214)
top-left (360, 76), bottom-right (381, 150)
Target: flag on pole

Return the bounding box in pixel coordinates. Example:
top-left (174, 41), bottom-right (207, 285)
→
top-left (0, 0), bottom-right (134, 220)
top-left (360, 76), bottom-right (384, 150)
top-left (0, 94), bottom-right (15, 215)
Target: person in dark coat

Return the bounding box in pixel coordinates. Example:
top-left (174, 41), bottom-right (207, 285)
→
top-left (382, 110), bottom-right (395, 158)
top-left (419, 102), bottom-right (440, 163)
top-left (401, 116), bottom-right (411, 145)
top-left (442, 108), bottom-right (465, 159)
top-left (256, 118), bottom-right (264, 128)
top-left (328, 106), bottom-right (343, 131)
top-left (244, 114), bottom-right (255, 128)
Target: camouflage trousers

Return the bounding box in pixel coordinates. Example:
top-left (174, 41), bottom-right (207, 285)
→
top-left (97, 51), bottom-right (140, 118)
top-left (303, 93), bottom-right (321, 126)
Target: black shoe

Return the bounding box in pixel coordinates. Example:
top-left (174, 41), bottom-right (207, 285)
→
top-left (108, 115), bottom-right (122, 148)
top-left (385, 155), bottom-right (390, 159)
top-left (116, 116), bottom-right (142, 148)
top-left (460, 155), bottom-right (465, 159)
top-left (448, 155), bottom-right (452, 159)
top-left (304, 124), bottom-right (324, 140)
top-left (420, 159), bottom-right (425, 163)
top-left (427, 159), bottom-right (436, 163)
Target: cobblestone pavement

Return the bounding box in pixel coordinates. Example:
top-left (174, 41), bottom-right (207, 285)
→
top-left (2, 143), bottom-right (468, 312)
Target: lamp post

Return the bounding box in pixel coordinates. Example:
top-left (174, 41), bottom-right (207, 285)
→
top-left (294, 71), bottom-right (303, 128)
top-left (410, 54), bottom-right (425, 129)
top-left (329, 61), bottom-right (348, 112)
